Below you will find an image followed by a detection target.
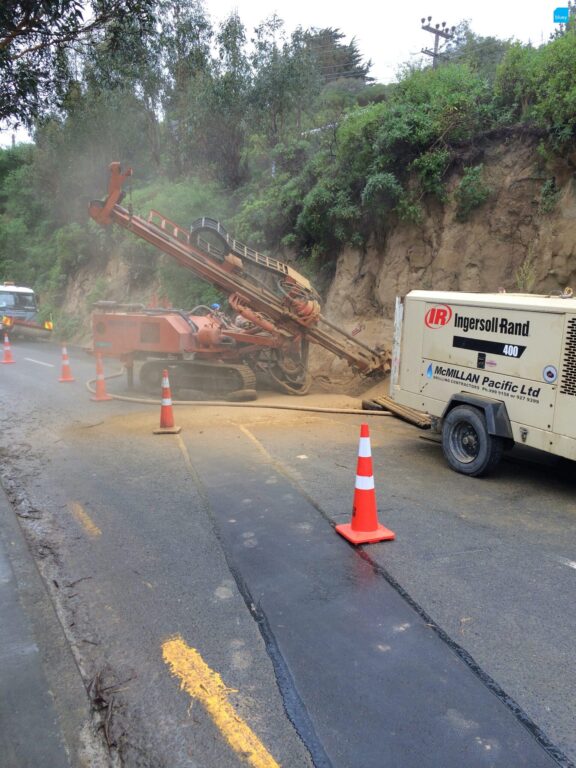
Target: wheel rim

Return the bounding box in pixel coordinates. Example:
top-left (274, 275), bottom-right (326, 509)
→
top-left (449, 421), bottom-right (480, 464)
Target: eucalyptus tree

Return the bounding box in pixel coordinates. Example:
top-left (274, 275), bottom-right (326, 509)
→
top-left (0, 0), bottom-right (153, 127)
top-left (159, 0), bottom-right (213, 177)
top-left (249, 16), bottom-right (322, 147)
top-left (205, 12), bottom-right (251, 186)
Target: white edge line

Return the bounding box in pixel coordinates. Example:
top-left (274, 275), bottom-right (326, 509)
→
top-left (550, 555), bottom-right (576, 570)
top-left (24, 358), bottom-right (55, 368)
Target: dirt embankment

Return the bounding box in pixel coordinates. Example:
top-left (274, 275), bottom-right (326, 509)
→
top-left (310, 136), bottom-right (576, 377)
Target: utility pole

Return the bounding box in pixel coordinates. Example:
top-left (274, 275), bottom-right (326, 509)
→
top-left (420, 16), bottom-right (456, 68)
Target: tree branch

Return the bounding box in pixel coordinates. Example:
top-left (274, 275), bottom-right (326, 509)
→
top-left (3, 11), bottom-right (118, 61)
top-left (0, 10), bottom-right (42, 51)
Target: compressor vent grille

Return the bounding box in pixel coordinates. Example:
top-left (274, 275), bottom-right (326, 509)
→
top-left (560, 318), bottom-right (576, 396)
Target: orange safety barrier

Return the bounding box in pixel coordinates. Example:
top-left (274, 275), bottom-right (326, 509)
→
top-left (90, 353), bottom-right (113, 401)
top-left (58, 345), bottom-right (75, 382)
top-left (1, 333), bottom-right (14, 364)
top-left (336, 423), bottom-right (395, 545)
top-left (153, 369), bottom-right (181, 434)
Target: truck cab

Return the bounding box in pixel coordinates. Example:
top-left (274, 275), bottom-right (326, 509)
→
top-left (0, 283), bottom-right (52, 336)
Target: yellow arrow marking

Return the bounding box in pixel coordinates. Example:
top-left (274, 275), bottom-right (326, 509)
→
top-left (68, 501), bottom-right (102, 537)
top-left (162, 635), bottom-right (280, 768)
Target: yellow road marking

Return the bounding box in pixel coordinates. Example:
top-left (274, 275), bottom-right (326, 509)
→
top-left (162, 635), bottom-right (280, 768)
top-left (175, 433), bottom-right (198, 476)
top-left (68, 501), bottom-right (102, 537)
top-left (238, 424), bottom-right (272, 461)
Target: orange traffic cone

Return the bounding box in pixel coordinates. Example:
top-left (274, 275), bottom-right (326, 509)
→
top-left (154, 369), bottom-right (181, 434)
top-left (90, 353), bottom-right (113, 401)
top-left (58, 345), bottom-right (75, 382)
top-left (1, 333), bottom-right (14, 364)
top-left (336, 423), bottom-right (395, 545)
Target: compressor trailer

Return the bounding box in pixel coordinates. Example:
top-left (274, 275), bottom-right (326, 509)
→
top-left (391, 289), bottom-right (576, 476)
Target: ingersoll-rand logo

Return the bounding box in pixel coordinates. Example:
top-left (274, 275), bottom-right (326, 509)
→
top-left (425, 305), bottom-right (452, 328)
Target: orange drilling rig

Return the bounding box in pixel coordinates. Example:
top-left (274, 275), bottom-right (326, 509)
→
top-left (88, 162), bottom-right (388, 397)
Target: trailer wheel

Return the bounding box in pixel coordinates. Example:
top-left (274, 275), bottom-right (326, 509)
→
top-left (442, 405), bottom-right (503, 477)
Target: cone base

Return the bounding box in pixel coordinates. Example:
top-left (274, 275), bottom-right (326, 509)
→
top-left (153, 425), bottom-right (181, 434)
top-left (91, 394), bottom-right (114, 401)
top-left (335, 522), bottom-right (395, 545)
top-left (1, 360), bottom-right (15, 364)
top-left (59, 376), bottom-right (75, 382)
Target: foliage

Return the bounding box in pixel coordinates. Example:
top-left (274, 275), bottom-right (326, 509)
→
top-left (2, 12), bottom-right (576, 323)
top-left (301, 27), bottom-right (372, 84)
top-left (200, 13), bottom-right (251, 186)
top-left (85, 276), bottom-right (110, 306)
top-left (158, 261), bottom-right (224, 309)
top-left (130, 177), bottom-right (230, 226)
top-left (280, 62), bottom-right (495, 256)
top-left (411, 148), bottom-right (451, 200)
top-left (529, 33), bottom-right (576, 147)
top-left (131, 177), bottom-right (232, 306)
top-left (515, 246), bottom-right (537, 292)
top-left (495, 33), bottom-right (576, 147)
top-left (249, 18), bottom-right (318, 147)
top-left (443, 21), bottom-right (512, 83)
top-left (493, 43), bottom-right (539, 121)
top-left (539, 178), bottom-right (560, 214)
top-left (361, 172), bottom-right (403, 208)
top-left (159, 0), bottom-right (214, 177)
top-left (0, 0), bottom-right (154, 127)
top-left (392, 63), bottom-right (494, 144)
top-left (454, 165), bottom-right (491, 222)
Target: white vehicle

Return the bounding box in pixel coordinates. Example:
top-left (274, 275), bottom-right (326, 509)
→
top-left (391, 289), bottom-right (576, 476)
top-left (0, 282), bottom-right (52, 336)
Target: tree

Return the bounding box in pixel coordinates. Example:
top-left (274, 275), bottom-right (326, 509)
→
top-left (159, 0), bottom-right (213, 176)
top-left (303, 28), bottom-right (372, 85)
top-left (0, 0), bottom-right (153, 127)
top-left (250, 16), bottom-right (323, 146)
top-left (81, 12), bottom-right (164, 167)
top-left (442, 21), bottom-right (512, 83)
top-left (204, 13), bottom-right (251, 186)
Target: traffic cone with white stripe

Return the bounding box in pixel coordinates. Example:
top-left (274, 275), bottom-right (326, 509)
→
top-left (90, 352), bottom-right (113, 401)
top-left (1, 333), bottom-right (14, 364)
top-left (58, 345), bottom-right (75, 382)
top-left (154, 369), bottom-right (181, 434)
top-left (336, 423), bottom-right (395, 545)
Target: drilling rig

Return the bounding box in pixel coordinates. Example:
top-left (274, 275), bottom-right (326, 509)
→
top-left (88, 162), bottom-right (388, 398)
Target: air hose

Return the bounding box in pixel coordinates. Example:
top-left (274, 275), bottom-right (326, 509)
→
top-left (85, 370), bottom-right (391, 417)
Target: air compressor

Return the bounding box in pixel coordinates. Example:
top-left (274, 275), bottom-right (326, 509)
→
top-left (391, 289), bottom-right (576, 475)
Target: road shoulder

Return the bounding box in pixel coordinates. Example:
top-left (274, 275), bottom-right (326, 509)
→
top-left (0, 485), bottom-right (106, 767)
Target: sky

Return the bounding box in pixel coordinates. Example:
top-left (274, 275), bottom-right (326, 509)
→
top-left (204, 0), bottom-right (559, 82)
top-left (0, 1), bottom-right (562, 147)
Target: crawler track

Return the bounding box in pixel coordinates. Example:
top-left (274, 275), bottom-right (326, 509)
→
top-left (140, 360), bottom-right (256, 396)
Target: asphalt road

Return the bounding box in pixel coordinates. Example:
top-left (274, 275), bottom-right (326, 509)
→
top-left (1, 338), bottom-right (575, 767)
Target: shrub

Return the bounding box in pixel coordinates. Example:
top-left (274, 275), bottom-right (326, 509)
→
top-left (539, 178), bottom-right (560, 214)
top-left (454, 165), bottom-right (491, 222)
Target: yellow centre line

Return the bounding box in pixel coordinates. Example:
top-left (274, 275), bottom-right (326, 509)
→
top-left (68, 501), bottom-right (102, 537)
top-left (237, 424), bottom-right (272, 461)
top-left (162, 635), bottom-right (280, 768)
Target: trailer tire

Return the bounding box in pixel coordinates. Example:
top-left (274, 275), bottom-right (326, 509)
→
top-left (442, 405), bottom-right (504, 477)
